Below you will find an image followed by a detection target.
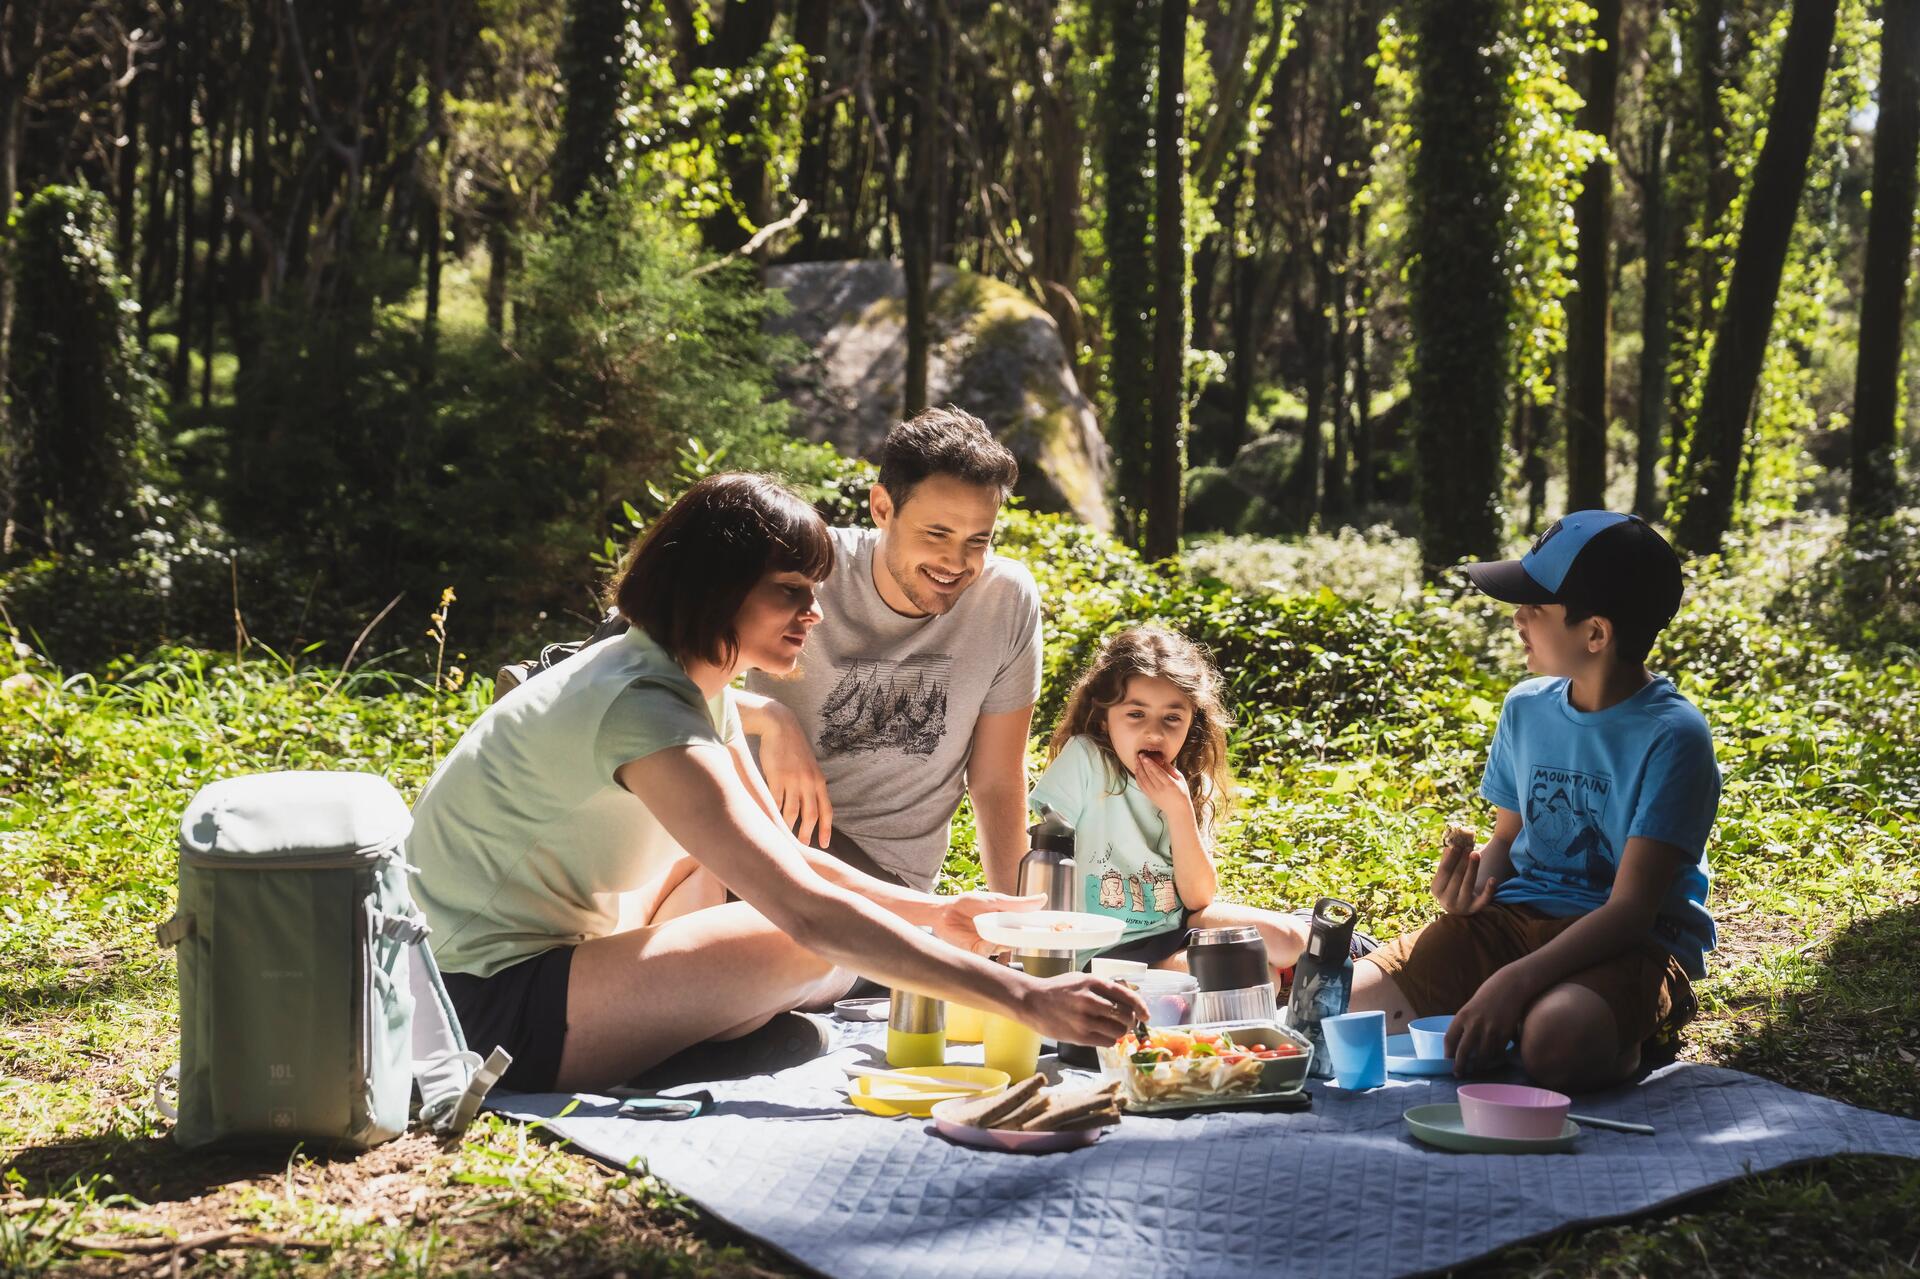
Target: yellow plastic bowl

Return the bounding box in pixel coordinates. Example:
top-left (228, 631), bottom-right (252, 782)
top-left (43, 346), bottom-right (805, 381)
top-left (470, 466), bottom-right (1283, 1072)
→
top-left (847, 1065), bottom-right (1010, 1117)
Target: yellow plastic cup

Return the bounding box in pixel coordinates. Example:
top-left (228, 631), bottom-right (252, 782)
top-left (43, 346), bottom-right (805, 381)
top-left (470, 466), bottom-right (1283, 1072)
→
top-left (946, 1002), bottom-right (988, 1043)
top-left (983, 1011), bottom-right (1042, 1079)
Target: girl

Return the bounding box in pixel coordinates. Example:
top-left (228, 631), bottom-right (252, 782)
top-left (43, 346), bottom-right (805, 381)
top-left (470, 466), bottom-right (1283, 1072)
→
top-left (1030, 625), bottom-right (1311, 981)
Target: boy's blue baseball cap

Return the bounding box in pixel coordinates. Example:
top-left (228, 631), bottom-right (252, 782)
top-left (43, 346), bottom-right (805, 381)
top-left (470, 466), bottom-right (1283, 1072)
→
top-left (1465, 511), bottom-right (1683, 629)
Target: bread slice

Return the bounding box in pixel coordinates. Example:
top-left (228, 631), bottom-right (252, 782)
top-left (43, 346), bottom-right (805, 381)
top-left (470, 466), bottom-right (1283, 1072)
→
top-left (989, 1091), bottom-right (1055, 1131)
top-left (941, 1072), bottom-right (1044, 1129)
top-left (1020, 1082), bottom-right (1123, 1132)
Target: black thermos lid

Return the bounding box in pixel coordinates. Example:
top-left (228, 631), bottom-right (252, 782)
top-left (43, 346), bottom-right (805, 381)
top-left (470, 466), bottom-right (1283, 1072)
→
top-left (1305, 897), bottom-right (1358, 963)
top-left (1028, 804), bottom-right (1076, 853)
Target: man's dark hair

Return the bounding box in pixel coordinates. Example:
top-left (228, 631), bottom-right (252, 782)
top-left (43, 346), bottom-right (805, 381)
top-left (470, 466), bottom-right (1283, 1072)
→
top-left (875, 406), bottom-right (1018, 511)
top-left (1556, 517), bottom-right (1684, 667)
top-left (608, 473), bottom-right (834, 668)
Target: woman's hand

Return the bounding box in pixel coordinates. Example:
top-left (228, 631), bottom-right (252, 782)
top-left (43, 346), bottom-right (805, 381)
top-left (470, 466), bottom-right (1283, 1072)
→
top-left (1019, 973), bottom-right (1150, 1048)
top-left (1134, 751), bottom-right (1196, 822)
top-left (932, 890), bottom-right (1045, 956)
top-left (758, 704), bottom-right (833, 848)
top-left (1431, 825), bottom-right (1499, 915)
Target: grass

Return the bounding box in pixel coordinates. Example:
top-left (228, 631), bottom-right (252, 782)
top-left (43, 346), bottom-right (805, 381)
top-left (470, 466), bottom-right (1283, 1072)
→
top-left (4, 510), bottom-right (1919, 1275)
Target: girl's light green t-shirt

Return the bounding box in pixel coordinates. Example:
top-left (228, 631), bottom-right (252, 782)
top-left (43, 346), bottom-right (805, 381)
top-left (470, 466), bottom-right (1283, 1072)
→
top-left (1029, 734), bottom-right (1183, 944)
top-left (408, 627), bottom-right (739, 978)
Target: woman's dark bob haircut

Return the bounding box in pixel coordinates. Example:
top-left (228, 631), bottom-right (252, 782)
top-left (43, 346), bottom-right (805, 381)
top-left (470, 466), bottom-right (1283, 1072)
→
top-left (607, 472), bottom-right (834, 669)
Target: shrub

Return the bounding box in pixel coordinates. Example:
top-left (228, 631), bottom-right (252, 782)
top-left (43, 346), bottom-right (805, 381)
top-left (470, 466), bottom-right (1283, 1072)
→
top-left (2, 185), bottom-right (159, 557)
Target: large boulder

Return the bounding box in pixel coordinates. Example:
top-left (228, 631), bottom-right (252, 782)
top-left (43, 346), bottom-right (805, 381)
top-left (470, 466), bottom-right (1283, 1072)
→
top-left (765, 260), bottom-right (1112, 530)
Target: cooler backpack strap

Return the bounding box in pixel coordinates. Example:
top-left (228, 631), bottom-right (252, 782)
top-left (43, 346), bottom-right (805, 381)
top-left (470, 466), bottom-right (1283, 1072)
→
top-left (407, 938), bottom-right (512, 1137)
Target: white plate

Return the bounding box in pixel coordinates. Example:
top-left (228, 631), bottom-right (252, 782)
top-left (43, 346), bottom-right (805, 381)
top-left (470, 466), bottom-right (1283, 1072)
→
top-left (973, 910), bottom-right (1125, 952)
top-left (832, 997), bottom-right (891, 1022)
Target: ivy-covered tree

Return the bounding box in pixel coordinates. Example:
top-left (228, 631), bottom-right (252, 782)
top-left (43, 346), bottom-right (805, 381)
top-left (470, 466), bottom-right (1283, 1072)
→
top-left (3, 185), bottom-right (155, 556)
top-left (1104, 0), bottom-right (1157, 539)
top-left (1407, 0), bottom-right (1512, 571)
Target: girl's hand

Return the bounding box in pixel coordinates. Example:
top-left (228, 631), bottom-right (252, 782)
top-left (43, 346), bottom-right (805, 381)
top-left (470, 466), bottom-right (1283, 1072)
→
top-left (1134, 751), bottom-right (1196, 820)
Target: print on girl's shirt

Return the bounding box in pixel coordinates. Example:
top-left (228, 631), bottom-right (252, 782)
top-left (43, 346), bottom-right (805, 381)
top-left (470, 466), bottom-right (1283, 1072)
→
top-left (1082, 841), bottom-right (1174, 936)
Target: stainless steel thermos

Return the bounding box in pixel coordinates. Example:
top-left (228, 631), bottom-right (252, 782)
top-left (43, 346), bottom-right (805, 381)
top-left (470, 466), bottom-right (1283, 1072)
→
top-left (1187, 924), bottom-right (1275, 1024)
top-left (1013, 805), bottom-right (1077, 981)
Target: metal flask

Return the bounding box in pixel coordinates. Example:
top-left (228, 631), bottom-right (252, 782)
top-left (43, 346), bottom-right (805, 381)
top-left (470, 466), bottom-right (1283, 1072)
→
top-left (1187, 924), bottom-right (1276, 1024)
top-left (1013, 804), bottom-right (1078, 978)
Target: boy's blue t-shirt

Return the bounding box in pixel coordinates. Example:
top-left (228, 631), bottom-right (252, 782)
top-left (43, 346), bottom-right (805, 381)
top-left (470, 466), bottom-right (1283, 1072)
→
top-left (1481, 674), bottom-right (1721, 977)
top-left (1028, 734), bottom-right (1184, 944)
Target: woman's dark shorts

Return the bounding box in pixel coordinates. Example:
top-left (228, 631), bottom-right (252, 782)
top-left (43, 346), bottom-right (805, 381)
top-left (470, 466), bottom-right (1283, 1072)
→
top-left (442, 945), bottom-right (575, 1093)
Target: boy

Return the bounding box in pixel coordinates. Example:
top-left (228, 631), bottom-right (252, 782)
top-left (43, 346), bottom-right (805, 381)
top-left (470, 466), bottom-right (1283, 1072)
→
top-left (1353, 511), bottom-right (1720, 1092)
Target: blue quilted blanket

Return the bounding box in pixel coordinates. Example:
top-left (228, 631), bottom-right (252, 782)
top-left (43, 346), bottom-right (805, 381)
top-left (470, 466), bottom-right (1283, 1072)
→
top-left (490, 1025), bottom-right (1920, 1278)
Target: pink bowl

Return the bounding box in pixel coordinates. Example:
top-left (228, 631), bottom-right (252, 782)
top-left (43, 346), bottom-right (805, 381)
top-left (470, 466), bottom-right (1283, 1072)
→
top-left (1456, 1083), bottom-right (1570, 1140)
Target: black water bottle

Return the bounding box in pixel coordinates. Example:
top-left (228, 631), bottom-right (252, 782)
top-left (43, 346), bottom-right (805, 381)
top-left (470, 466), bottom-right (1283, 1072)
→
top-left (1286, 897), bottom-right (1358, 1079)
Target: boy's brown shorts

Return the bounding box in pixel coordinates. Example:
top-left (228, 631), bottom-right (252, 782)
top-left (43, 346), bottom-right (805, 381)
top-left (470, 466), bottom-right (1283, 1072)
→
top-left (1361, 903), bottom-right (1696, 1052)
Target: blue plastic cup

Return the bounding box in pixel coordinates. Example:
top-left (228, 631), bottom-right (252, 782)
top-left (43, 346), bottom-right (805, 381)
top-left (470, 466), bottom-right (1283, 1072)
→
top-left (1322, 1010), bottom-right (1388, 1089)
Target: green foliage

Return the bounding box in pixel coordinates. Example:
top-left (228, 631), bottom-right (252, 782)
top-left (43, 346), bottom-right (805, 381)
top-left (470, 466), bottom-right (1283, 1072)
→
top-left (2, 185), bottom-right (160, 558)
top-left (4, 507), bottom-right (1919, 1271)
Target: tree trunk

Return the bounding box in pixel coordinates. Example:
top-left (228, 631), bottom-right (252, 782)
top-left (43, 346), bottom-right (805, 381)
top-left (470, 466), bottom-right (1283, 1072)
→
top-left (1105, 0), bottom-right (1157, 536)
top-left (1565, 0), bottom-right (1621, 512)
top-left (1352, 216), bottom-right (1373, 510)
top-left (902, 1), bottom-right (943, 418)
top-left (1408, 0), bottom-right (1511, 573)
top-left (1851, 0), bottom-right (1920, 522)
top-left (1675, 0), bottom-right (1838, 555)
top-left (1635, 116), bottom-right (1671, 518)
top-left (793, 0), bottom-right (832, 258)
top-left (1146, 0), bottom-right (1189, 560)
top-left (551, 0), bottom-right (628, 210)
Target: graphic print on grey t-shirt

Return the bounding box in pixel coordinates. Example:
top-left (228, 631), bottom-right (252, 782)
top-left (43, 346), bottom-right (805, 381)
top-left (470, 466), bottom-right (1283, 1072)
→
top-left (1525, 764), bottom-right (1616, 888)
top-left (817, 654), bottom-right (952, 756)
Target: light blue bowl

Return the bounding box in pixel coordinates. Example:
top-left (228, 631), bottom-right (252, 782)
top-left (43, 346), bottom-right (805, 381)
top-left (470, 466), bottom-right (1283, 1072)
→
top-left (1407, 1015), bottom-right (1454, 1060)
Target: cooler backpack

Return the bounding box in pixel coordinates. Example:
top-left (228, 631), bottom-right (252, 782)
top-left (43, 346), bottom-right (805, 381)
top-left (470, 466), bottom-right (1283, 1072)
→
top-left (154, 770), bottom-right (511, 1149)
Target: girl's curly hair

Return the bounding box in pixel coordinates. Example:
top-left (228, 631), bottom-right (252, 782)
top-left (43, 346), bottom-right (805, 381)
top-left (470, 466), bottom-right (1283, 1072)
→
top-left (1047, 625), bottom-right (1234, 835)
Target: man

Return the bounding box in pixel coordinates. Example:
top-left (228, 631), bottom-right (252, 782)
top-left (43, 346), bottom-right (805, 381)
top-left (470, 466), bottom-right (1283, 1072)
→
top-left (740, 407), bottom-right (1041, 894)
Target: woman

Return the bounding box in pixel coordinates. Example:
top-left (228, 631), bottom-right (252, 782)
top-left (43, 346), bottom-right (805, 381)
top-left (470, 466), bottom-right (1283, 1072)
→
top-left (408, 473), bottom-right (1143, 1092)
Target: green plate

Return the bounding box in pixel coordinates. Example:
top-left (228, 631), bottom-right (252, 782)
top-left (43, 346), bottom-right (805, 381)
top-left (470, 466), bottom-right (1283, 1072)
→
top-left (1403, 1103), bottom-right (1579, 1154)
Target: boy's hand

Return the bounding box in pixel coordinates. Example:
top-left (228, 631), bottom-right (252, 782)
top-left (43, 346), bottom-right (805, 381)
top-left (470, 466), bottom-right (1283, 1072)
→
top-left (1445, 965), bottom-right (1529, 1074)
top-left (1134, 752), bottom-right (1196, 821)
top-left (1431, 825), bottom-right (1499, 915)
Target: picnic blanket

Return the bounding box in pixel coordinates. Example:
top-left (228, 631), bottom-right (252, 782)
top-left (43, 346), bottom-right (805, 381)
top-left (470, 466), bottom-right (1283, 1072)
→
top-left (489, 1022), bottom-right (1920, 1279)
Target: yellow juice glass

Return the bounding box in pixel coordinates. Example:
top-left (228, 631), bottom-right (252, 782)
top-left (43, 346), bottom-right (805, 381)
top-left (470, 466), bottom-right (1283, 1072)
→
top-left (946, 1002), bottom-right (988, 1043)
top-left (982, 1012), bottom-right (1042, 1079)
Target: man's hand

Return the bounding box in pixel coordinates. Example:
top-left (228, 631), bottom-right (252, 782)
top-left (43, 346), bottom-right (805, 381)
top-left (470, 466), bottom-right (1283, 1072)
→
top-left (758, 705), bottom-right (833, 848)
top-left (1431, 825), bottom-right (1499, 915)
top-left (1134, 751), bottom-right (1196, 823)
top-left (932, 890), bottom-right (1045, 955)
top-left (1444, 964), bottom-right (1530, 1074)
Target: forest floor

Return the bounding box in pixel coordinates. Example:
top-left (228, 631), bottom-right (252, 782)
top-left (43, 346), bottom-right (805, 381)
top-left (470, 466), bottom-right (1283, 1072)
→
top-left (4, 515), bottom-right (1919, 1276)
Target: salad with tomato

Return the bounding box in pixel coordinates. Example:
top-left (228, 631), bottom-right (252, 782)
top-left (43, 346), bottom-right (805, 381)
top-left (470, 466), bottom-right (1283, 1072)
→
top-left (1102, 1025), bottom-right (1310, 1106)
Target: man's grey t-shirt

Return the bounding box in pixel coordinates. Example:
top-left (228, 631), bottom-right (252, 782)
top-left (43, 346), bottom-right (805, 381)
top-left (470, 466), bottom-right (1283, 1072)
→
top-left (746, 524), bottom-right (1042, 888)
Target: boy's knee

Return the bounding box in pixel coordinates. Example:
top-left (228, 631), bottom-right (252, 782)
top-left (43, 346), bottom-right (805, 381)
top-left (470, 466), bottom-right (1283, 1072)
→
top-left (1519, 988), bottom-right (1630, 1093)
